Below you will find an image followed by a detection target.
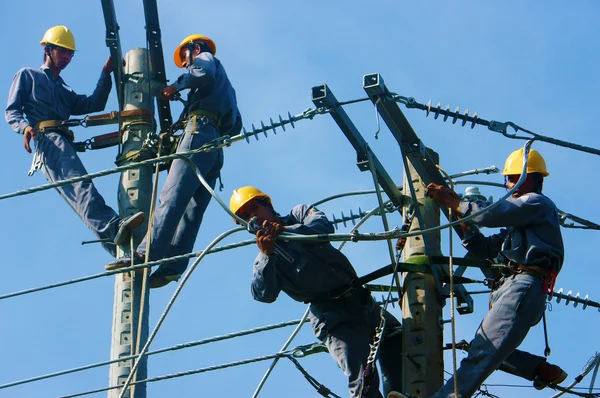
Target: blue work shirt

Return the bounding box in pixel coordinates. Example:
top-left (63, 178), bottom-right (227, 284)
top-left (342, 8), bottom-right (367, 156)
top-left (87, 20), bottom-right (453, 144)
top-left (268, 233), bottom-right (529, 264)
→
top-left (459, 192), bottom-right (564, 272)
top-left (172, 52), bottom-right (241, 135)
top-left (5, 65), bottom-right (112, 135)
top-left (251, 205), bottom-right (359, 304)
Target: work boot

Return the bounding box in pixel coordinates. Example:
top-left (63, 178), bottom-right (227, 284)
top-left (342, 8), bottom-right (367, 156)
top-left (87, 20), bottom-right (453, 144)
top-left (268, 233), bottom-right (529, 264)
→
top-left (114, 212), bottom-right (146, 245)
top-left (105, 252), bottom-right (145, 271)
top-left (533, 361), bottom-right (568, 390)
top-left (387, 392), bottom-right (416, 398)
top-left (149, 272), bottom-right (181, 289)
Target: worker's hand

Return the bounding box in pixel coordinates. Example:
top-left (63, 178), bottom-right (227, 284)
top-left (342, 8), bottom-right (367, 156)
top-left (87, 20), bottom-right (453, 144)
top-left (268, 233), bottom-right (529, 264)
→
top-left (23, 126), bottom-right (36, 153)
top-left (102, 57), bottom-right (125, 74)
top-left (256, 221), bottom-right (285, 255)
top-left (162, 85), bottom-right (178, 100)
top-left (426, 183), bottom-right (461, 212)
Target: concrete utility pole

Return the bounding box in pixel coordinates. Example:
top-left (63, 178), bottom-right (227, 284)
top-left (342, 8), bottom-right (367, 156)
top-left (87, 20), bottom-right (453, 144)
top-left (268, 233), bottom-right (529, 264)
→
top-left (109, 48), bottom-right (153, 398)
top-left (401, 150), bottom-right (444, 397)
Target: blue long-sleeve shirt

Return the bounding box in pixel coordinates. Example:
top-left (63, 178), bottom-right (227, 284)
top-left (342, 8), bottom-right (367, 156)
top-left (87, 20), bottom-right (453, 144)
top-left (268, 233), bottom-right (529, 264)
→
top-left (172, 52), bottom-right (241, 135)
top-left (459, 192), bottom-right (564, 272)
top-left (251, 205), bottom-right (358, 304)
top-left (5, 66), bottom-right (112, 135)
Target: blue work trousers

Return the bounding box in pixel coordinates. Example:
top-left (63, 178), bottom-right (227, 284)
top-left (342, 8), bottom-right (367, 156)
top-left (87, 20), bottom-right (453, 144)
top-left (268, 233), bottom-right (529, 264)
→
top-left (137, 119), bottom-right (223, 276)
top-left (310, 293), bottom-right (403, 398)
top-left (39, 132), bottom-right (119, 256)
top-left (431, 273), bottom-right (547, 398)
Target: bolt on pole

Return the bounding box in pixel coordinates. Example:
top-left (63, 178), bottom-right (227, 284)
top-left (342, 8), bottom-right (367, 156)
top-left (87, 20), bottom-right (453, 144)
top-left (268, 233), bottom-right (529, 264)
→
top-left (401, 150), bottom-right (444, 397)
top-left (108, 48), bottom-right (153, 398)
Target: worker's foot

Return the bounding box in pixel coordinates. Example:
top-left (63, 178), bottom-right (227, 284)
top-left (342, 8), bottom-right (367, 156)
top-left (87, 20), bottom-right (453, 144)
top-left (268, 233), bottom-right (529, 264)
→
top-left (105, 252), bottom-right (145, 271)
top-left (149, 273), bottom-right (181, 289)
top-left (533, 362), bottom-right (568, 390)
top-left (114, 212), bottom-right (146, 245)
top-left (387, 392), bottom-right (416, 398)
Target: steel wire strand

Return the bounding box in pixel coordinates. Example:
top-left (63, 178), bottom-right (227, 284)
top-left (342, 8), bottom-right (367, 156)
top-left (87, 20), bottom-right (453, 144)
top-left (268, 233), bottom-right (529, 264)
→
top-left (117, 226), bottom-right (245, 397)
top-left (0, 238), bottom-right (256, 301)
top-left (251, 307), bottom-right (311, 398)
top-left (0, 318), bottom-right (308, 390)
top-left (0, 103), bottom-right (334, 203)
top-left (0, 174), bottom-right (526, 303)
top-left (393, 94), bottom-right (600, 157)
top-left (549, 353), bottom-right (600, 398)
top-left (60, 350), bottom-right (298, 398)
top-left (0, 144), bottom-right (533, 304)
top-left (0, 184), bottom-right (534, 304)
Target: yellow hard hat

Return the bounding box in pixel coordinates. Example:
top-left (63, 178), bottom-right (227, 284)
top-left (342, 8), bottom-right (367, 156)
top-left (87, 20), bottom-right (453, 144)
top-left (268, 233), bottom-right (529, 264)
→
top-left (173, 34), bottom-right (216, 68)
top-left (229, 186), bottom-right (271, 217)
top-left (40, 26), bottom-right (76, 51)
top-left (502, 148), bottom-right (549, 177)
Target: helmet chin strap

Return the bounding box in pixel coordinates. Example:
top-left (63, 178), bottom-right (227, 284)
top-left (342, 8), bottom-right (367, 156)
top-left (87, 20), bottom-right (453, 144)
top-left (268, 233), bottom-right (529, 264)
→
top-left (45, 45), bottom-right (56, 69)
top-left (185, 42), bottom-right (199, 66)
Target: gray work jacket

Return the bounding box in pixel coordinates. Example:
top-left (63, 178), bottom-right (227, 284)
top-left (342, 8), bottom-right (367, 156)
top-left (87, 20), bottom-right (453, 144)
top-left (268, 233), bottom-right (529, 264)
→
top-left (459, 192), bottom-right (564, 272)
top-left (6, 66), bottom-right (111, 135)
top-left (250, 205), bottom-right (358, 304)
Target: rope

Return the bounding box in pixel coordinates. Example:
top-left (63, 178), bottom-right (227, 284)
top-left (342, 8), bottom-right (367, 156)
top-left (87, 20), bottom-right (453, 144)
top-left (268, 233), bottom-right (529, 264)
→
top-left (436, 163), bottom-right (459, 396)
top-left (365, 147), bottom-right (402, 298)
top-left (117, 226), bottom-right (245, 397)
top-left (131, 133), bottom-right (164, 393)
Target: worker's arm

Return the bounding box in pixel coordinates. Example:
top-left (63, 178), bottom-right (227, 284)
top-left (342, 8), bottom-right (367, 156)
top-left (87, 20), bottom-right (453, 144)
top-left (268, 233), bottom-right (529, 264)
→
top-left (69, 62), bottom-right (113, 115)
top-left (170, 52), bottom-right (216, 95)
top-left (5, 68), bottom-right (32, 135)
top-left (251, 253), bottom-right (281, 303)
top-left (284, 205), bottom-right (334, 236)
top-left (462, 225), bottom-right (508, 260)
top-left (462, 193), bottom-right (550, 229)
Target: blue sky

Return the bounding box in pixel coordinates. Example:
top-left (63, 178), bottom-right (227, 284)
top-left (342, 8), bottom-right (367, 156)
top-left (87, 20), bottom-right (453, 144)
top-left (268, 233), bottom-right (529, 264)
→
top-left (1, 1), bottom-right (599, 397)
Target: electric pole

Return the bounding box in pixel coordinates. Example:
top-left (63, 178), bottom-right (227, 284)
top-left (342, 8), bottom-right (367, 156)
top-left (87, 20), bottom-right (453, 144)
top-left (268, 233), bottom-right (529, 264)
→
top-left (109, 48), bottom-right (153, 398)
top-left (401, 150), bottom-right (444, 397)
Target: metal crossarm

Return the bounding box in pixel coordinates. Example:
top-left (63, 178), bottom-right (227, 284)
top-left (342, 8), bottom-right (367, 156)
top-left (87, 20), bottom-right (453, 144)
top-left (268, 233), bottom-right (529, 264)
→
top-left (311, 84), bottom-right (404, 208)
top-left (363, 73), bottom-right (478, 313)
top-left (100, 0), bottom-right (125, 108)
top-left (142, 0), bottom-right (173, 131)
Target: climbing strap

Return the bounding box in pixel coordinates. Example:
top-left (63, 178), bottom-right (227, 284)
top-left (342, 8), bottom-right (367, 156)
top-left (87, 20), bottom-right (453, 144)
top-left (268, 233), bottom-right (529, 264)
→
top-left (186, 110), bottom-right (221, 132)
top-left (34, 120), bottom-right (74, 141)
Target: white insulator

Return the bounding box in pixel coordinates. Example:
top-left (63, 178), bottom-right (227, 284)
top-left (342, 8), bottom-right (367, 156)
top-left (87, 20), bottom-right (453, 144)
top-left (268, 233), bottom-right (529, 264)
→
top-left (565, 290), bottom-right (573, 306)
top-left (583, 294), bottom-right (589, 310)
top-left (555, 288), bottom-right (564, 304)
top-left (574, 292), bottom-right (581, 308)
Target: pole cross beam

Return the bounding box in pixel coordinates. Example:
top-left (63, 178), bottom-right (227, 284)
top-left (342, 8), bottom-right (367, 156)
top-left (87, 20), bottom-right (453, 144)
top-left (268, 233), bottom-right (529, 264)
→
top-left (363, 73), bottom-right (477, 314)
top-left (311, 84), bottom-right (404, 209)
top-left (142, 0), bottom-right (173, 131)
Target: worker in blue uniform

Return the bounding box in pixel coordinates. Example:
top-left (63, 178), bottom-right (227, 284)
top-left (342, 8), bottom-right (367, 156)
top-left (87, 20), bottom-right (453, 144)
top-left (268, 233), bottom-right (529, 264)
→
top-left (106, 34), bottom-right (242, 289)
top-left (229, 186), bottom-right (403, 398)
top-left (389, 148), bottom-right (567, 398)
top-left (5, 25), bottom-right (144, 259)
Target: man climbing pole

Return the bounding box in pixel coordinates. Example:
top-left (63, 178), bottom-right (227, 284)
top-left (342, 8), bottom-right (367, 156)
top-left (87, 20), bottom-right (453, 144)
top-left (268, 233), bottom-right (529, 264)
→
top-left (389, 147), bottom-right (567, 398)
top-left (105, 34), bottom-right (242, 288)
top-left (5, 25), bottom-right (144, 259)
top-left (229, 186), bottom-right (403, 398)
